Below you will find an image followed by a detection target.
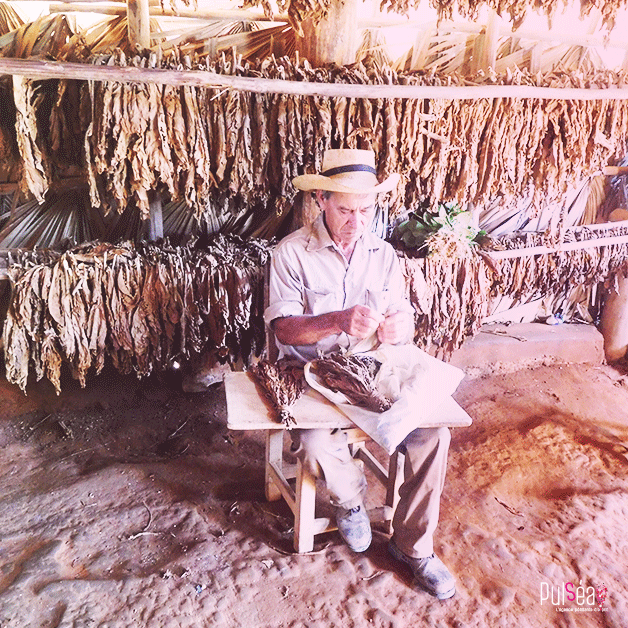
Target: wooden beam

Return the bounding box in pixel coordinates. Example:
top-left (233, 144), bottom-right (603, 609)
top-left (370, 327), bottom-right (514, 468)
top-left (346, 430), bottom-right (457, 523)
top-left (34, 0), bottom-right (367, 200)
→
top-left (486, 233), bottom-right (628, 260)
top-left (0, 182), bottom-right (18, 194)
top-left (2, 57), bottom-right (628, 101)
top-left (49, 3), bottom-right (289, 22)
top-left (0, 177), bottom-right (86, 194)
top-left (603, 166), bottom-right (628, 176)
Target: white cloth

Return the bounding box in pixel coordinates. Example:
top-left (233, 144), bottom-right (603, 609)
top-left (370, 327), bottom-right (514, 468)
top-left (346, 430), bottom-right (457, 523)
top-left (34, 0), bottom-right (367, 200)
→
top-left (304, 343), bottom-right (471, 454)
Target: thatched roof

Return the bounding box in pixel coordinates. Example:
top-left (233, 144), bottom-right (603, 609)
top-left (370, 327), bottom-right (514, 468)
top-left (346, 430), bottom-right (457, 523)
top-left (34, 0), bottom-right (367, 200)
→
top-left (0, 0), bottom-right (627, 251)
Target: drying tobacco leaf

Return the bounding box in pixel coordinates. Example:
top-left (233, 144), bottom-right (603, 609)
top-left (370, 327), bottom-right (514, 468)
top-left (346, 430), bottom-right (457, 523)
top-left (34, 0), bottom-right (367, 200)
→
top-left (2, 237), bottom-right (272, 394)
top-left (251, 358), bottom-right (304, 428)
top-left (311, 353), bottom-right (392, 413)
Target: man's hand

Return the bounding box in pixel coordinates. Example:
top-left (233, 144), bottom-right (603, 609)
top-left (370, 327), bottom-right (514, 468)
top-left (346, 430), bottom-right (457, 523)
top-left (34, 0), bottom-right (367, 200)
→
top-left (377, 310), bottom-right (414, 345)
top-left (339, 305), bottom-right (384, 339)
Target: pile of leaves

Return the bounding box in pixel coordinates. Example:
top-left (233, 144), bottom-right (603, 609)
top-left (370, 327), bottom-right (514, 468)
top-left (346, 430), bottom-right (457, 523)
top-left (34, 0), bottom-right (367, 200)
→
top-left (2, 236), bottom-right (272, 394)
top-left (311, 353), bottom-right (392, 412)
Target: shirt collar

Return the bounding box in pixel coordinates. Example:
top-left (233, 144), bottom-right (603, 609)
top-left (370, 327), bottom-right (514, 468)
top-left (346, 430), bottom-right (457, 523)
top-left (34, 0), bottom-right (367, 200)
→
top-left (305, 212), bottom-right (383, 253)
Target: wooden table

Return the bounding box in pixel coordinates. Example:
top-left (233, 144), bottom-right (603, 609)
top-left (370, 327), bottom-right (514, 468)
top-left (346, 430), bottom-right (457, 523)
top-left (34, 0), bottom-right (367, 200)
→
top-left (224, 371), bottom-right (403, 553)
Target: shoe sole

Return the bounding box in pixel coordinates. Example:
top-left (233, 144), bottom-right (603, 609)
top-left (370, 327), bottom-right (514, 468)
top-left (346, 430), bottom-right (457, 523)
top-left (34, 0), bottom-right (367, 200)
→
top-left (388, 541), bottom-right (456, 600)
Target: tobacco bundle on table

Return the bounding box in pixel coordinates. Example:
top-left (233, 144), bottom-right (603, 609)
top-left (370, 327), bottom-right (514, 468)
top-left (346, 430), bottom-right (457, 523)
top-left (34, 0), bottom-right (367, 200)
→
top-left (311, 353), bottom-right (392, 413)
top-left (251, 359), bottom-right (304, 427)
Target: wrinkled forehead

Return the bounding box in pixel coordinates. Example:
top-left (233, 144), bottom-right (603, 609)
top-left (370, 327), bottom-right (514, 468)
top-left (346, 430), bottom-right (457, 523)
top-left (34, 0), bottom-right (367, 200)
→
top-left (322, 191), bottom-right (377, 209)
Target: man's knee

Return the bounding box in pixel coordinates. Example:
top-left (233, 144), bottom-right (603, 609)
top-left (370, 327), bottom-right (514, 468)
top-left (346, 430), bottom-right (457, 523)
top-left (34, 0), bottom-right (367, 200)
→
top-left (401, 426), bottom-right (450, 452)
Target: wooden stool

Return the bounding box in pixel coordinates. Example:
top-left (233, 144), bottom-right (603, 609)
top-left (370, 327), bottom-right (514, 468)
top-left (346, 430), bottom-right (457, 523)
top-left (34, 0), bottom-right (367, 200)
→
top-left (225, 371), bottom-right (405, 553)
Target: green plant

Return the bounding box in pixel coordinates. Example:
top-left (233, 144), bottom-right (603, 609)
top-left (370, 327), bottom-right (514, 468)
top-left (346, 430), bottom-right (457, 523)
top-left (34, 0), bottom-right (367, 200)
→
top-left (395, 202), bottom-right (484, 255)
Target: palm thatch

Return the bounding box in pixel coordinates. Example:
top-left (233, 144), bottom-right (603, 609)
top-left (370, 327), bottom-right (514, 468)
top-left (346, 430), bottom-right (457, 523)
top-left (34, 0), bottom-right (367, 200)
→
top-left (393, 13), bottom-right (616, 74)
top-left (80, 15), bottom-right (163, 56)
top-left (0, 15), bottom-right (77, 60)
top-left (0, 2), bottom-right (23, 35)
top-left (0, 187), bottom-right (108, 249)
top-left (155, 20), bottom-right (295, 61)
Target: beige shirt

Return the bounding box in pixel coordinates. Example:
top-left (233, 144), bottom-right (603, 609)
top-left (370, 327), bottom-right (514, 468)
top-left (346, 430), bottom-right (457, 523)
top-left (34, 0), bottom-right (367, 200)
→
top-left (264, 212), bottom-right (414, 363)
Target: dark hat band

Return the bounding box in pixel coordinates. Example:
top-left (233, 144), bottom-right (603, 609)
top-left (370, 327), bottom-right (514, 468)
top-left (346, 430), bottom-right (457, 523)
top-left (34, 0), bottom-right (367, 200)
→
top-left (322, 164), bottom-right (378, 177)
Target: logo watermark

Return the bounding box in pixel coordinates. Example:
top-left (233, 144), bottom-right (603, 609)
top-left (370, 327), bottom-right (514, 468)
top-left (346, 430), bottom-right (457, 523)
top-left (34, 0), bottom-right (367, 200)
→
top-left (540, 580), bottom-right (609, 613)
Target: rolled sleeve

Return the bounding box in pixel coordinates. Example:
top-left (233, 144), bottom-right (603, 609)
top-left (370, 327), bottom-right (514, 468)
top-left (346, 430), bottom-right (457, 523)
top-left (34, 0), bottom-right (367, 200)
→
top-left (263, 244), bottom-right (305, 327)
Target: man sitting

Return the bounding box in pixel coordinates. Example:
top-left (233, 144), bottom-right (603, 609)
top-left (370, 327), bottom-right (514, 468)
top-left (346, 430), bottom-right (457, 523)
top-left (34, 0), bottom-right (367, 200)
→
top-left (264, 149), bottom-right (456, 600)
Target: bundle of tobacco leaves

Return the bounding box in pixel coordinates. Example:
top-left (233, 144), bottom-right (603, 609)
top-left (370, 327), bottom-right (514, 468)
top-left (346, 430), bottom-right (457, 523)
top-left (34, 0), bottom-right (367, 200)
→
top-left (2, 236), bottom-right (272, 394)
top-left (311, 353), bottom-right (392, 413)
top-left (251, 358), bottom-right (304, 427)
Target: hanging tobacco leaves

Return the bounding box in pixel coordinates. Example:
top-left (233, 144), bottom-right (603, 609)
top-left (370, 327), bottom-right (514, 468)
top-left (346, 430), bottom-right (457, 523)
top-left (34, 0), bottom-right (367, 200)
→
top-left (2, 236), bottom-right (272, 394)
top-left (400, 224), bottom-right (628, 357)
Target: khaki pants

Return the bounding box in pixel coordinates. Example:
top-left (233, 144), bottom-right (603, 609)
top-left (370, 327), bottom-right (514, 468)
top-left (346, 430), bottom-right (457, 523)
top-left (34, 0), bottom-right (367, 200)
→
top-left (291, 426), bottom-right (450, 558)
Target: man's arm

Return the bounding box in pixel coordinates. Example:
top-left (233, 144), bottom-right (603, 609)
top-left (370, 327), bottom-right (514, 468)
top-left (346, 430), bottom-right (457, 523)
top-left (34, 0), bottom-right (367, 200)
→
top-left (273, 305), bottom-right (384, 346)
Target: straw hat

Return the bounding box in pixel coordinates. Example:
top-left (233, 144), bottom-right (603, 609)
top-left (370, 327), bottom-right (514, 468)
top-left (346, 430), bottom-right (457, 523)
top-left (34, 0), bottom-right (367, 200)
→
top-left (292, 149), bottom-right (400, 194)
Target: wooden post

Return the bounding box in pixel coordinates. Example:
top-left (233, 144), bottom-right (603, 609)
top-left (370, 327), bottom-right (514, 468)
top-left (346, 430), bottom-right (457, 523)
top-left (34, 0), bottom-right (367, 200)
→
top-left (297, 0), bottom-right (360, 67)
top-left (147, 191), bottom-right (163, 241)
top-left (127, 0), bottom-right (150, 50)
top-left (600, 208), bottom-right (628, 361)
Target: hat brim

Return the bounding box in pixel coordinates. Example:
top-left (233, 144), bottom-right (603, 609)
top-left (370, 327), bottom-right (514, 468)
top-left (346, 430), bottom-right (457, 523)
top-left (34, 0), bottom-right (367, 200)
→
top-left (292, 172), bottom-right (400, 194)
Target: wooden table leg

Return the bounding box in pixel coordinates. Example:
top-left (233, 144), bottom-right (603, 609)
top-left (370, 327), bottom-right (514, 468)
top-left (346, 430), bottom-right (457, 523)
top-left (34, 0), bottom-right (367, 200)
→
top-left (265, 430), bottom-right (283, 502)
top-left (294, 458), bottom-right (316, 553)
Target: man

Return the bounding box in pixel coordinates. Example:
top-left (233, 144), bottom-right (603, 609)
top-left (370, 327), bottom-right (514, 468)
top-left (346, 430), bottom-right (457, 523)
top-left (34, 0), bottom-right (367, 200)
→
top-left (263, 149), bottom-right (456, 600)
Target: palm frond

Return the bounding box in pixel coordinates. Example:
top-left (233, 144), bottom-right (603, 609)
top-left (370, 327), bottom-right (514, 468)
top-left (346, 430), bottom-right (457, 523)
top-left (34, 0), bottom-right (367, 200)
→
top-left (157, 21), bottom-right (294, 61)
top-left (0, 14), bottom-right (76, 59)
top-left (0, 2), bottom-right (24, 35)
top-left (0, 187), bottom-right (108, 249)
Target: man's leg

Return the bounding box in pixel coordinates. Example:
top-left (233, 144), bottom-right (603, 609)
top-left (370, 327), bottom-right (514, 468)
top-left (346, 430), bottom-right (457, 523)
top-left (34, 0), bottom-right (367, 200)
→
top-left (389, 426), bottom-right (455, 599)
top-left (292, 428), bottom-right (371, 551)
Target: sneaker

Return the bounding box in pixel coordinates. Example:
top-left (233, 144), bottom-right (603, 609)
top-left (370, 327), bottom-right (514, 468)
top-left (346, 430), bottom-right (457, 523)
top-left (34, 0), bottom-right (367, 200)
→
top-left (388, 538), bottom-right (455, 599)
top-left (336, 504), bottom-right (372, 552)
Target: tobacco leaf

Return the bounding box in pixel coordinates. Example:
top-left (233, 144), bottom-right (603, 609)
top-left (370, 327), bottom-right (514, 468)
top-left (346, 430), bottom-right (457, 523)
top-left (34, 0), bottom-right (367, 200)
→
top-left (251, 358), bottom-right (304, 427)
top-left (312, 353), bottom-right (392, 413)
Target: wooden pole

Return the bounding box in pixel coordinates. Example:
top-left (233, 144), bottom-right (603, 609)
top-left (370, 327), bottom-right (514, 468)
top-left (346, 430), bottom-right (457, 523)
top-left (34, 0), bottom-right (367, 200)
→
top-left (49, 3), bottom-right (289, 22)
top-left (485, 233), bottom-right (628, 260)
top-left (604, 166), bottom-right (628, 176)
top-left (297, 0), bottom-right (360, 67)
top-left (147, 192), bottom-right (164, 241)
top-left (599, 212), bottom-right (628, 361)
top-left (293, 0), bottom-right (361, 226)
top-left (127, 0), bottom-right (150, 50)
top-left (7, 57), bottom-right (628, 100)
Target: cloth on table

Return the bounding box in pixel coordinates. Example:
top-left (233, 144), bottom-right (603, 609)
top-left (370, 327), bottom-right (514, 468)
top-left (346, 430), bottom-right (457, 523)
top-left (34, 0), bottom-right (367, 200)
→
top-left (304, 343), bottom-right (471, 454)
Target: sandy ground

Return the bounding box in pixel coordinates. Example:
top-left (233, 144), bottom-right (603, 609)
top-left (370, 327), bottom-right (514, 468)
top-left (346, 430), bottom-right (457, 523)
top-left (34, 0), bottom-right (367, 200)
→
top-left (1, 358), bottom-right (627, 628)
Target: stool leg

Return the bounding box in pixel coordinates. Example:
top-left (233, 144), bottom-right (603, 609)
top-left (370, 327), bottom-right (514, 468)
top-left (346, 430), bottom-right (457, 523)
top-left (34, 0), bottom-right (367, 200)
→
top-left (265, 430), bottom-right (283, 502)
top-left (294, 458), bottom-right (316, 553)
top-left (385, 450), bottom-right (405, 535)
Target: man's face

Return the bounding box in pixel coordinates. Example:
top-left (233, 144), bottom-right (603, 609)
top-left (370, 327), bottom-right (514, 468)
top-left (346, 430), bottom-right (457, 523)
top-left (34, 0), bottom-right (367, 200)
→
top-left (316, 191), bottom-right (377, 249)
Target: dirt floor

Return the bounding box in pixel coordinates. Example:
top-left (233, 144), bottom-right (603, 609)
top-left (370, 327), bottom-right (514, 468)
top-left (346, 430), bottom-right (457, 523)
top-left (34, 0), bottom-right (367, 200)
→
top-left (1, 357), bottom-right (627, 628)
